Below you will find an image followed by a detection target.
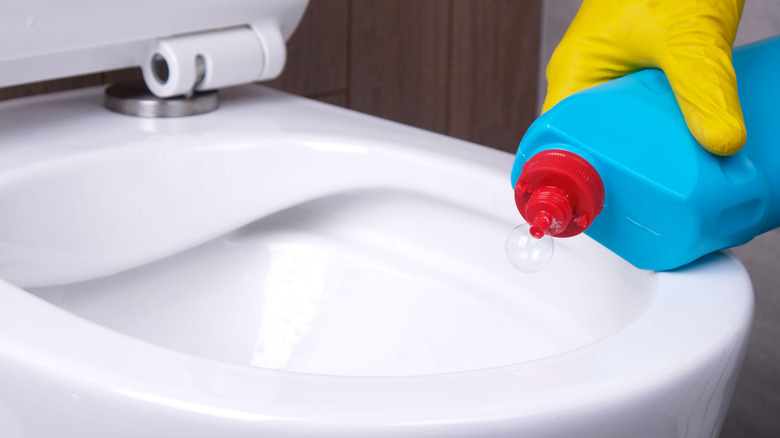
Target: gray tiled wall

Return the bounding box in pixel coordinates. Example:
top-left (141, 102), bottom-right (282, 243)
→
top-left (539, 2), bottom-right (780, 437)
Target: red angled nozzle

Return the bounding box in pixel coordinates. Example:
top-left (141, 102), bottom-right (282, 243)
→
top-left (529, 213), bottom-right (552, 239)
top-left (525, 186), bottom-right (573, 238)
top-left (514, 149), bottom-right (604, 238)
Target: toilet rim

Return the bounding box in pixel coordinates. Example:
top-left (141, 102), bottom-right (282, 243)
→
top-left (0, 249), bottom-right (753, 423)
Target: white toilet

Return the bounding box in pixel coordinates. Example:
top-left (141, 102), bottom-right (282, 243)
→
top-left (0, 1), bottom-right (754, 437)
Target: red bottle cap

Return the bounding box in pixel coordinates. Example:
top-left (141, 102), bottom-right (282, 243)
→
top-left (514, 149), bottom-right (604, 238)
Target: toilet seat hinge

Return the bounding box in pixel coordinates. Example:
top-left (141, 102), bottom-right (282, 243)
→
top-left (140, 22), bottom-right (287, 99)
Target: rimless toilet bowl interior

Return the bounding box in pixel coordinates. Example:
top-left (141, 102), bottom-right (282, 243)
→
top-left (0, 84), bottom-right (754, 438)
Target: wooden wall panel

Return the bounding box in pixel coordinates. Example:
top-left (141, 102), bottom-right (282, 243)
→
top-left (267, 0), bottom-right (348, 102)
top-left (0, 68), bottom-right (141, 101)
top-left (349, 0), bottom-right (452, 134)
top-left (0, 73), bottom-right (104, 101)
top-left (347, 0), bottom-right (541, 150)
top-left (449, 0), bottom-right (541, 152)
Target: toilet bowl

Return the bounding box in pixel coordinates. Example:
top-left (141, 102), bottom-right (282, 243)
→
top-left (0, 1), bottom-right (754, 437)
top-left (0, 83), bottom-right (754, 438)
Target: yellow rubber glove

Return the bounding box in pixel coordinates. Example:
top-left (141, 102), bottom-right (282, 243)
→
top-left (543, 0), bottom-right (746, 156)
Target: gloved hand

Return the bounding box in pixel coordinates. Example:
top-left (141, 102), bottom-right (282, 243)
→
top-left (542, 0), bottom-right (746, 156)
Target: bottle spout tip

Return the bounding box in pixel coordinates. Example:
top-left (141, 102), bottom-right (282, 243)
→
top-left (529, 214), bottom-right (551, 239)
top-left (529, 226), bottom-right (546, 240)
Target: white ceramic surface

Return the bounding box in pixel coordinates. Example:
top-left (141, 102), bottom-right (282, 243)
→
top-left (0, 0), bottom-right (308, 90)
top-left (0, 85), bottom-right (754, 438)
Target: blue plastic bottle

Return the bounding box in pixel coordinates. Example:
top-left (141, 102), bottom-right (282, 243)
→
top-left (511, 35), bottom-right (780, 271)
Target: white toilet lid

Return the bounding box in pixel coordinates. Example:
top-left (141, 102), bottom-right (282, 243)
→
top-left (0, 0), bottom-right (308, 88)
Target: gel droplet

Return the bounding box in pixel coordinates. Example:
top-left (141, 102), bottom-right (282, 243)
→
top-left (505, 224), bottom-right (554, 272)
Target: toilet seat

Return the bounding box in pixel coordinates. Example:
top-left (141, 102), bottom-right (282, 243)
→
top-left (0, 85), bottom-right (753, 438)
top-left (0, 0), bottom-right (308, 95)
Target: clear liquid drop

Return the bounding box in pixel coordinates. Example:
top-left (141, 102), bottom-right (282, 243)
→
top-left (505, 224), bottom-right (554, 273)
